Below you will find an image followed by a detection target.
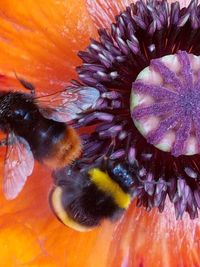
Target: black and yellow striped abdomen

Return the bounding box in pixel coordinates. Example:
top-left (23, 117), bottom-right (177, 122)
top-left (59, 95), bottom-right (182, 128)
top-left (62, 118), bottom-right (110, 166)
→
top-left (89, 168), bottom-right (131, 209)
top-left (50, 166), bottom-right (132, 232)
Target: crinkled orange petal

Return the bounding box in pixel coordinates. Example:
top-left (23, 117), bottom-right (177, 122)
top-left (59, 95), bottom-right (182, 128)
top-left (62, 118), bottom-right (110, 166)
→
top-left (107, 199), bottom-right (200, 267)
top-left (0, 0), bottom-right (97, 92)
top-left (86, 0), bottom-right (133, 29)
top-left (86, 0), bottom-right (190, 30)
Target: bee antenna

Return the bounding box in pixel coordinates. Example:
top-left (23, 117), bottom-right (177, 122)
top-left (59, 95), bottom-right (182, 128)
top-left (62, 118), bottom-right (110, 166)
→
top-left (14, 71), bottom-right (35, 95)
top-left (106, 136), bottom-right (116, 158)
top-left (125, 133), bottom-right (132, 162)
top-left (102, 136), bottom-right (116, 169)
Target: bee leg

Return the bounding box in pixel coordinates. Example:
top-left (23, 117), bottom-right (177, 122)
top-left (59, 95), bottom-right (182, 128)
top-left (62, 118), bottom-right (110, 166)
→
top-left (14, 72), bottom-right (35, 95)
top-left (0, 138), bottom-right (13, 147)
top-left (101, 137), bottom-right (116, 170)
top-left (77, 155), bottom-right (97, 165)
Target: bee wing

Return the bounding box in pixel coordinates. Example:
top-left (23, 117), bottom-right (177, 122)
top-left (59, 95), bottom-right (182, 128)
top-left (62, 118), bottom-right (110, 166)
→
top-left (3, 133), bottom-right (34, 200)
top-left (38, 86), bottom-right (100, 122)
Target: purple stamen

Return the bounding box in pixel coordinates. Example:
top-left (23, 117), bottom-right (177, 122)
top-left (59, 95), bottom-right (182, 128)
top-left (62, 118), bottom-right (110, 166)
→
top-left (99, 125), bottom-right (123, 138)
top-left (110, 149), bottom-right (125, 160)
top-left (184, 167), bottom-right (198, 179)
top-left (128, 147), bottom-right (136, 164)
top-left (78, 112), bottom-right (114, 124)
top-left (101, 91), bottom-right (121, 99)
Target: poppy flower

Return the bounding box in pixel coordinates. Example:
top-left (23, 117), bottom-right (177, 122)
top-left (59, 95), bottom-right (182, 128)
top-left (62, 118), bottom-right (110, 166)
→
top-left (0, 0), bottom-right (200, 266)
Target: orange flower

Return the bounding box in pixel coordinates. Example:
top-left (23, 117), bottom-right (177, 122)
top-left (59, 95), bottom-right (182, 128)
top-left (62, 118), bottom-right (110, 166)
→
top-left (0, 0), bottom-right (199, 267)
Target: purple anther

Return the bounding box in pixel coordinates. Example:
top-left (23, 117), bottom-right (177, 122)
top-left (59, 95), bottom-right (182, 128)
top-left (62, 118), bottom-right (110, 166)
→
top-left (144, 173), bottom-right (155, 196)
top-left (116, 37), bottom-right (130, 55)
top-left (194, 190), bottom-right (200, 208)
top-left (96, 123), bottom-right (115, 132)
top-left (127, 40), bottom-right (139, 54)
top-left (99, 125), bottom-right (123, 138)
top-left (118, 131), bottom-right (127, 140)
top-left (155, 180), bottom-right (167, 195)
top-left (95, 98), bottom-right (108, 109)
top-left (110, 149), bottom-right (125, 159)
top-left (78, 112), bottom-right (114, 124)
top-left (98, 53), bottom-right (112, 68)
top-left (177, 13), bottom-right (190, 27)
top-left (128, 147), bottom-right (136, 164)
top-left (110, 71), bottom-right (118, 79)
top-left (177, 178), bottom-right (185, 198)
top-left (101, 91), bottom-right (121, 99)
top-left (184, 167), bottom-right (198, 179)
top-left (111, 100), bottom-right (122, 109)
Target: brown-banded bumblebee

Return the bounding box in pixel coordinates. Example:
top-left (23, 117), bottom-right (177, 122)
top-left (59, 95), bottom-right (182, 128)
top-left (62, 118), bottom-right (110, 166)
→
top-left (0, 77), bottom-right (100, 200)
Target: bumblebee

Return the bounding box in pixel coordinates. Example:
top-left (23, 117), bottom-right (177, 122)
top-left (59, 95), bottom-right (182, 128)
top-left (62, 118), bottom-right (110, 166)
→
top-left (50, 136), bottom-right (171, 232)
top-left (0, 77), bottom-right (99, 200)
top-left (49, 157), bottom-right (135, 232)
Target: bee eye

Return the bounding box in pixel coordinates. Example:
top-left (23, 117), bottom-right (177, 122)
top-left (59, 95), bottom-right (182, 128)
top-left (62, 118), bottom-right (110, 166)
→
top-left (14, 109), bottom-right (25, 118)
top-left (23, 112), bottom-right (32, 121)
top-left (13, 109), bottom-right (31, 122)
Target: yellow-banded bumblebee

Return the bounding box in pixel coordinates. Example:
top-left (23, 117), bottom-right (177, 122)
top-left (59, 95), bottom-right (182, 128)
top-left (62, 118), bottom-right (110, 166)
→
top-left (50, 137), bottom-right (171, 231)
top-left (50, 156), bottom-right (135, 232)
top-left (0, 77), bottom-right (99, 200)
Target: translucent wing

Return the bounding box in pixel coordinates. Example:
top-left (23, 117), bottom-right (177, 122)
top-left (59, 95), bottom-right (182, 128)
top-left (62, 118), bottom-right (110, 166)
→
top-left (3, 133), bottom-right (34, 200)
top-left (38, 86), bottom-right (100, 122)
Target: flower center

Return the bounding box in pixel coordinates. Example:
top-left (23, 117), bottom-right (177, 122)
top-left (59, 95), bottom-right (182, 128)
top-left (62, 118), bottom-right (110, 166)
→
top-left (75, 0), bottom-right (200, 219)
top-left (131, 51), bottom-right (200, 157)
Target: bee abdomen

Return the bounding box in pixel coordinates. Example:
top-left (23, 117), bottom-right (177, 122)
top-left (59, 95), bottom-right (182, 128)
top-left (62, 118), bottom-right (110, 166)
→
top-left (26, 118), bottom-right (66, 160)
top-left (50, 167), bottom-right (132, 231)
top-left (89, 168), bottom-right (131, 209)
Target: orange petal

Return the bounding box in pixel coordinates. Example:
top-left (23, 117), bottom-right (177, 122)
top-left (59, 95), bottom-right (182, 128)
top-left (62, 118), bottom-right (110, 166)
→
top-left (0, 220), bottom-right (42, 265)
top-left (0, 0), bottom-right (97, 92)
top-left (86, 0), bottom-right (132, 29)
top-left (107, 199), bottom-right (200, 267)
top-left (0, 1), bottom-right (116, 266)
top-left (0, 160), bottom-right (118, 266)
top-left (86, 0), bottom-right (191, 30)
